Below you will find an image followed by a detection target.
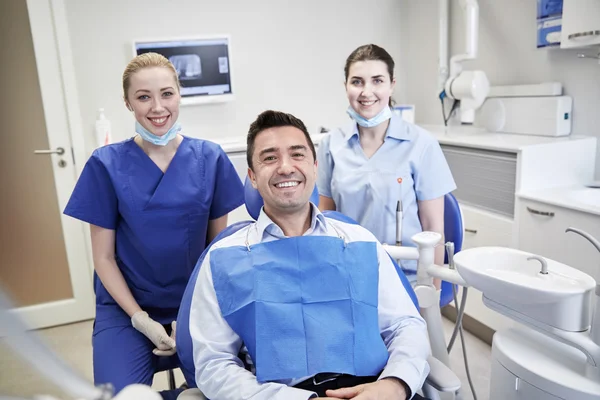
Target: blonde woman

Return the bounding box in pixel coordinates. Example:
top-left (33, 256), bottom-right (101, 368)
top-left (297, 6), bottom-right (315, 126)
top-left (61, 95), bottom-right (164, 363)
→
top-left (64, 53), bottom-right (244, 399)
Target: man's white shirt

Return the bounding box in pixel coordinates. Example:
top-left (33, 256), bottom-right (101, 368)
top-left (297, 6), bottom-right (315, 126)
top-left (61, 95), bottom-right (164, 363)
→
top-left (189, 205), bottom-right (431, 400)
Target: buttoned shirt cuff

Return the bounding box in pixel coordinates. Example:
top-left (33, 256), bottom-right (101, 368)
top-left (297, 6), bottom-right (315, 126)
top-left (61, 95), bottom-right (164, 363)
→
top-left (379, 361), bottom-right (428, 399)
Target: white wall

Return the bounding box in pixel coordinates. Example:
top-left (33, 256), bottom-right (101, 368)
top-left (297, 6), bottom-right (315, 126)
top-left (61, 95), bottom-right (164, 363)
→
top-left (398, 0), bottom-right (600, 177)
top-left (64, 0), bottom-right (404, 154)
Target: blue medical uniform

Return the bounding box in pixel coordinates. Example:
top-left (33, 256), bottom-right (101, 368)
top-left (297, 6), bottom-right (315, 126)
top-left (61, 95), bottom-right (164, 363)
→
top-left (317, 114), bottom-right (456, 273)
top-left (64, 136), bottom-right (244, 398)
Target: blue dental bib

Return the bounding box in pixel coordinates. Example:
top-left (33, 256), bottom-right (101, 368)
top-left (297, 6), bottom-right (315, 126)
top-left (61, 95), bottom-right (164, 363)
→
top-left (210, 235), bottom-right (389, 382)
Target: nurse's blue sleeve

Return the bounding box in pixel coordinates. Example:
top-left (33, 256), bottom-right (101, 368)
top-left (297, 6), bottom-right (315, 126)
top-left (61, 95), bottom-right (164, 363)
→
top-left (63, 153), bottom-right (118, 230)
top-left (414, 140), bottom-right (456, 201)
top-left (209, 147), bottom-right (244, 220)
top-left (316, 134), bottom-right (333, 198)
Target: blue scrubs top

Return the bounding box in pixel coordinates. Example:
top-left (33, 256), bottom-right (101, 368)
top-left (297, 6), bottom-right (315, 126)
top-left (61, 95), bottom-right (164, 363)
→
top-left (64, 136), bottom-right (244, 330)
top-left (317, 115), bottom-right (456, 271)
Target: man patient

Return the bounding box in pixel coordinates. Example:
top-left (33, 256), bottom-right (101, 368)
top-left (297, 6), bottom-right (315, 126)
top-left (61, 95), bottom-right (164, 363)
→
top-left (184, 110), bottom-right (431, 400)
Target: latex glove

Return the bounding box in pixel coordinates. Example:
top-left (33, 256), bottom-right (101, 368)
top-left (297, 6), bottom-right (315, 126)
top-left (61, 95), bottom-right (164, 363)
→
top-left (153, 321), bottom-right (177, 356)
top-left (131, 311), bottom-right (176, 351)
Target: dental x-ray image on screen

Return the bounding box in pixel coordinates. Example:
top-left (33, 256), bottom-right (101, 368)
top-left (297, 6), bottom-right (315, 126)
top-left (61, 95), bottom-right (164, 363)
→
top-left (170, 54), bottom-right (202, 80)
top-left (133, 36), bottom-right (234, 105)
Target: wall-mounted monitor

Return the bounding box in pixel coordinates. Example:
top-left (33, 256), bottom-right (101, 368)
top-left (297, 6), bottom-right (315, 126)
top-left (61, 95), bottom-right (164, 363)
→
top-left (133, 35), bottom-right (234, 106)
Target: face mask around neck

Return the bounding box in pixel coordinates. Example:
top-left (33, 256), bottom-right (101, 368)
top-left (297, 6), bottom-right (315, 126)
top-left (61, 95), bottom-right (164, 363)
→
top-left (135, 120), bottom-right (181, 146)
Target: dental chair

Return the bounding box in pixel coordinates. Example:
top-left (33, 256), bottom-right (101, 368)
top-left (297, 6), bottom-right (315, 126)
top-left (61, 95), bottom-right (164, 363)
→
top-left (175, 178), bottom-right (462, 399)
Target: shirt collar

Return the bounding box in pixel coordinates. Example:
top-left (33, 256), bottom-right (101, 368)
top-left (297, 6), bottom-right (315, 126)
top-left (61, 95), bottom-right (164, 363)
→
top-left (343, 113), bottom-right (413, 142)
top-left (255, 202), bottom-right (327, 241)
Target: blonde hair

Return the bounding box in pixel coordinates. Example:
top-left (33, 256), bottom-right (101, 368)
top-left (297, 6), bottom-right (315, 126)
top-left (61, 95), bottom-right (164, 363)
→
top-left (122, 52), bottom-right (180, 100)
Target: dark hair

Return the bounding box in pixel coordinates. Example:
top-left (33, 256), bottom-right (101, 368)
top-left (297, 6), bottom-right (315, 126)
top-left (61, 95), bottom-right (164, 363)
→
top-left (344, 44), bottom-right (395, 107)
top-left (247, 110), bottom-right (316, 170)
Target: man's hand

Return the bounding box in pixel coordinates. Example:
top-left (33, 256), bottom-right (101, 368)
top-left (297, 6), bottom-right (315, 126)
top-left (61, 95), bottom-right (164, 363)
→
top-left (324, 378), bottom-right (408, 399)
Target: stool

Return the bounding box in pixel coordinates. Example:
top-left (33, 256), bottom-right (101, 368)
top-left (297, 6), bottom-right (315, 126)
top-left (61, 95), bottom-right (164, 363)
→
top-left (156, 354), bottom-right (179, 390)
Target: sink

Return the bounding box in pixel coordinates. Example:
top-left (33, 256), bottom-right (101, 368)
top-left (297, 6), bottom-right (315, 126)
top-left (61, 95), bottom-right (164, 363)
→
top-left (567, 188), bottom-right (600, 209)
top-left (454, 247), bottom-right (597, 331)
top-left (454, 247), bottom-right (595, 304)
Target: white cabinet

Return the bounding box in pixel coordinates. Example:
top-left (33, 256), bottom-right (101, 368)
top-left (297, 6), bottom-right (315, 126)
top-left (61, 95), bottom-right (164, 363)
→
top-left (226, 151), bottom-right (252, 224)
top-left (461, 205), bottom-right (513, 250)
top-left (560, 0), bottom-right (600, 49)
top-left (459, 205), bottom-right (516, 333)
top-left (227, 151), bottom-right (248, 181)
top-left (438, 133), bottom-right (596, 334)
top-left (517, 198), bottom-right (600, 280)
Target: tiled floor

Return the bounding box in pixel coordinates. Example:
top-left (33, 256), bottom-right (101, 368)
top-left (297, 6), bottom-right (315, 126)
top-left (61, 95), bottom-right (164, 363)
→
top-left (0, 317), bottom-right (490, 399)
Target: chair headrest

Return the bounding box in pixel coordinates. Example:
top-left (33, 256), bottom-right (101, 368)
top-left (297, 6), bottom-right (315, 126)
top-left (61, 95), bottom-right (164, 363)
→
top-left (244, 175), bottom-right (320, 220)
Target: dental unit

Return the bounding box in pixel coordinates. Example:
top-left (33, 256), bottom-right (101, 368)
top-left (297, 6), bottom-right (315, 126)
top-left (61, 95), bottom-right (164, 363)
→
top-left (3, 219), bottom-right (600, 399)
top-left (383, 225), bottom-right (600, 400)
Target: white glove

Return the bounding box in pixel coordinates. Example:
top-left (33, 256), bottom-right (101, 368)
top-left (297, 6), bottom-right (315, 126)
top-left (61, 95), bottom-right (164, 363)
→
top-left (131, 311), bottom-right (176, 351)
top-left (153, 321), bottom-right (177, 356)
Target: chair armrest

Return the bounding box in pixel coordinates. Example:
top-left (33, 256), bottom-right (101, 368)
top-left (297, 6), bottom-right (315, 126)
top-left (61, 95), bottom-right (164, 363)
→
top-left (424, 356), bottom-right (462, 392)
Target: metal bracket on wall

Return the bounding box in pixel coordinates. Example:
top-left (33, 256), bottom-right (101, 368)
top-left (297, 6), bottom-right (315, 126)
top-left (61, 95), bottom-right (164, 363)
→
top-left (577, 52), bottom-right (600, 64)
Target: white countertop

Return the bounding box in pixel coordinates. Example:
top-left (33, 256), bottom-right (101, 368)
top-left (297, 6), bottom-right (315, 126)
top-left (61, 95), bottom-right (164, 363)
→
top-left (422, 124), bottom-right (594, 153)
top-left (518, 186), bottom-right (600, 216)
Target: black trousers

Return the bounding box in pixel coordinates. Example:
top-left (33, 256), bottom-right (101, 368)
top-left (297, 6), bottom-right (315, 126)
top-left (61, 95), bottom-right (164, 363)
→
top-left (293, 373), bottom-right (429, 399)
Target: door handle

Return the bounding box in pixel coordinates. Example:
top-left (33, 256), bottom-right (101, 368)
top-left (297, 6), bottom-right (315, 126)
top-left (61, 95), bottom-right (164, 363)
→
top-left (526, 206), bottom-right (555, 217)
top-left (568, 30), bottom-right (600, 40)
top-left (34, 147), bottom-right (65, 156)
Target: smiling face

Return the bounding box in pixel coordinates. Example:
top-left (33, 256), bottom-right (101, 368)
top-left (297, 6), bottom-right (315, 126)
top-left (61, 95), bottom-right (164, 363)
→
top-left (248, 125), bottom-right (317, 217)
top-left (125, 66), bottom-right (180, 136)
top-left (345, 60), bottom-right (395, 120)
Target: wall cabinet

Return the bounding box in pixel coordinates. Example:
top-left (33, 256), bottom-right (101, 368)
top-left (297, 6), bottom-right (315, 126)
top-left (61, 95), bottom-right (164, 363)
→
top-left (560, 0), bottom-right (600, 49)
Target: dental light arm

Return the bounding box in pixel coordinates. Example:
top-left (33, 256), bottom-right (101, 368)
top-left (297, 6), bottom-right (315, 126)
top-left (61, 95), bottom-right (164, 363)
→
top-left (0, 288), bottom-right (161, 400)
top-left (441, 0), bottom-right (490, 124)
top-left (449, 0), bottom-right (479, 77)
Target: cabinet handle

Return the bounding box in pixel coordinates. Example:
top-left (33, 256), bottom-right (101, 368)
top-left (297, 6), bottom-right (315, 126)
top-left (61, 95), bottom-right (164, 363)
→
top-left (465, 228), bottom-right (478, 234)
top-left (526, 206), bottom-right (555, 217)
top-left (568, 30), bottom-right (600, 40)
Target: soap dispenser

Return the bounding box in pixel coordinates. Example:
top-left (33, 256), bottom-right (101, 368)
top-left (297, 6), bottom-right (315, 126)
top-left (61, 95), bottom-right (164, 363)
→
top-left (95, 108), bottom-right (112, 147)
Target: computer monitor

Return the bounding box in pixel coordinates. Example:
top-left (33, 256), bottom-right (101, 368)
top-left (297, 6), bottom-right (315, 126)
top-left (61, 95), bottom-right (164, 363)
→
top-left (132, 35), bottom-right (234, 105)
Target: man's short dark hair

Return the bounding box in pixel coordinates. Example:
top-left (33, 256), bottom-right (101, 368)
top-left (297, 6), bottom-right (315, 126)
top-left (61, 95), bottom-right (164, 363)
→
top-left (246, 110), bottom-right (317, 170)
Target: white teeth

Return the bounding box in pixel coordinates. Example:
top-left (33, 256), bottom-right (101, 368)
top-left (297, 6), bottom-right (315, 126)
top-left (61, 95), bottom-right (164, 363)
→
top-left (360, 100), bottom-right (376, 106)
top-left (275, 181), bottom-right (299, 188)
top-left (151, 117), bottom-right (167, 123)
